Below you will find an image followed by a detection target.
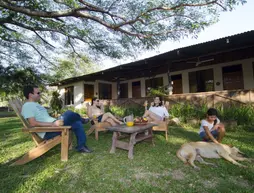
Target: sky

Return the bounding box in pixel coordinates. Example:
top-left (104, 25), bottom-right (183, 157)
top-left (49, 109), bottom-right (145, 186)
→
top-left (101, 0), bottom-right (254, 70)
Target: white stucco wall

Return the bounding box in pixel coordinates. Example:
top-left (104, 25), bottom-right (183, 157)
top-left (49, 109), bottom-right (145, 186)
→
top-left (181, 72), bottom-right (189, 93)
top-left (74, 81), bottom-right (84, 109)
top-left (213, 65), bottom-right (223, 91)
top-left (58, 81), bottom-right (84, 109)
top-left (242, 60), bottom-right (254, 89)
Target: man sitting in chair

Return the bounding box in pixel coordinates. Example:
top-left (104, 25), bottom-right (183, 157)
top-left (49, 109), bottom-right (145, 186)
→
top-left (21, 85), bottom-right (92, 153)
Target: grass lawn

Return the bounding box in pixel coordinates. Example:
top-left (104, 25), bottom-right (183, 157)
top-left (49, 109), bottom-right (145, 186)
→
top-left (0, 117), bottom-right (253, 193)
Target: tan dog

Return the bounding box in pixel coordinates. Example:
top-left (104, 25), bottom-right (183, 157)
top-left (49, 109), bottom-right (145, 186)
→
top-left (177, 142), bottom-right (253, 170)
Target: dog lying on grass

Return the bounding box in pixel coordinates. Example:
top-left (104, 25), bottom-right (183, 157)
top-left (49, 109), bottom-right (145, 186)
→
top-left (177, 142), bottom-right (253, 170)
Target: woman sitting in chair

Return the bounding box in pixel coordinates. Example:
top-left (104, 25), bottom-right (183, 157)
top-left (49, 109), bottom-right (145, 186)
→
top-left (143, 96), bottom-right (169, 122)
top-left (88, 97), bottom-right (123, 126)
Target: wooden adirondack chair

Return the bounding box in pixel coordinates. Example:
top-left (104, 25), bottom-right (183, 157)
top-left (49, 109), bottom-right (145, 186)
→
top-left (85, 103), bottom-right (111, 140)
top-left (144, 100), bottom-right (170, 140)
top-left (9, 98), bottom-right (72, 166)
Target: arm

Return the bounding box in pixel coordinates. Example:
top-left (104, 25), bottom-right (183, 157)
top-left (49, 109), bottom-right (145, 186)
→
top-left (87, 104), bottom-right (93, 118)
top-left (27, 117), bottom-right (61, 127)
top-left (203, 126), bottom-right (219, 144)
top-left (100, 103), bottom-right (105, 114)
top-left (163, 107), bottom-right (170, 118)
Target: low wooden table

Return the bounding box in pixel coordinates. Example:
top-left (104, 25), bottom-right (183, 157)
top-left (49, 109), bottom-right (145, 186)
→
top-left (106, 123), bottom-right (157, 159)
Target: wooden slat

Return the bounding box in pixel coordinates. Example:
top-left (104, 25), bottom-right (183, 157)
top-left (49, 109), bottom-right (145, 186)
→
top-left (24, 127), bottom-right (71, 133)
top-left (10, 136), bottom-right (61, 166)
top-left (115, 140), bottom-right (129, 150)
top-left (135, 134), bottom-right (153, 143)
top-left (61, 129), bottom-right (69, 161)
top-left (31, 133), bottom-right (45, 146)
top-left (9, 98), bottom-right (72, 165)
top-left (9, 98), bottom-right (30, 129)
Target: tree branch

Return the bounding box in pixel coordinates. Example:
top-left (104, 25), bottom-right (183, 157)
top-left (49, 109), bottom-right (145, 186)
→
top-left (0, 0), bottom-right (219, 37)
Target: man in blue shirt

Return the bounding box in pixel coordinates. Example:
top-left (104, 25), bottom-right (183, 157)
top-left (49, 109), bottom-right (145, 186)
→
top-left (22, 85), bottom-right (92, 153)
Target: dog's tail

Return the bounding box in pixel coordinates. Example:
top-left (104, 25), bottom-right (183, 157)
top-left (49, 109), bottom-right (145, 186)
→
top-left (176, 149), bottom-right (188, 164)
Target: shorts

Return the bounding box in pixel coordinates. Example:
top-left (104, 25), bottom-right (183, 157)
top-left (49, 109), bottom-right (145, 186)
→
top-left (199, 130), bottom-right (219, 141)
top-left (97, 115), bottom-right (103, 122)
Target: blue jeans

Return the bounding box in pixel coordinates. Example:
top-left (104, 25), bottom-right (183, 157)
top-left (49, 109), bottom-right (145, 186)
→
top-left (199, 130), bottom-right (219, 141)
top-left (44, 110), bottom-right (87, 151)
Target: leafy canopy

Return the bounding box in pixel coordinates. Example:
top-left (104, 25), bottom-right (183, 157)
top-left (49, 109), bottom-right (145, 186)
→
top-left (0, 0), bottom-right (246, 66)
top-left (0, 64), bottom-right (49, 100)
top-left (52, 54), bottom-right (101, 81)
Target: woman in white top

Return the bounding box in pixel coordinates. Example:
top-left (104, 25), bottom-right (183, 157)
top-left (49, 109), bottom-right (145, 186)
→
top-left (199, 108), bottom-right (226, 143)
top-left (143, 96), bottom-right (169, 122)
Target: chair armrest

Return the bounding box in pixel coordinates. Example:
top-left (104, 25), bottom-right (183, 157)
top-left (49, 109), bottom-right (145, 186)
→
top-left (22, 126), bottom-right (71, 133)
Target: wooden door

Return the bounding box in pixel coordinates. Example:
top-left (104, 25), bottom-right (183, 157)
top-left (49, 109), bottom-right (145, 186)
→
top-left (84, 84), bottom-right (94, 101)
top-left (132, 81), bottom-right (141, 98)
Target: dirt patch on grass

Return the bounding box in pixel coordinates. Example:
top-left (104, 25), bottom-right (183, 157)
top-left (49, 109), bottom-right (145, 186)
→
top-left (229, 176), bottom-right (252, 189)
top-left (201, 179), bottom-right (218, 189)
top-left (171, 169), bottom-right (185, 180)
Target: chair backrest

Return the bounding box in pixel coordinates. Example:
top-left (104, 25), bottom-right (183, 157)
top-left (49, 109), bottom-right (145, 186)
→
top-left (9, 98), bottom-right (31, 129)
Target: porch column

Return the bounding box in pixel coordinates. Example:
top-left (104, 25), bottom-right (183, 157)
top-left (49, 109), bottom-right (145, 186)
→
top-left (182, 72), bottom-right (189, 93)
top-left (162, 73), bottom-right (169, 87)
top-left (213, 66), bottom-right (223, 91)
top-left (140, 79), bottom-right (146, 97)
top-left (74, 81), bottom-right (84, 109)
top-left (128, 81), bottom-right (132, 98)
top-left (242, 61), bottom-right (254, 89)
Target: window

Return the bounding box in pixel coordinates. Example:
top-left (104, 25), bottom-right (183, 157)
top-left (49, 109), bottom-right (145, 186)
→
top-left (132, 81), bottom-right (141, 98)
top-left (65, 86), bottom-right (74, 105)
top-left (119, 83), bottom-right (128, 98)
top-left (145, 77), bottom-right (163, 94)
top-left (189, 69), bottom-right (214, 93)
top-left (223, 64), bottom-right (243, 90)
top-left (99, 83), bottom-right (112, 99)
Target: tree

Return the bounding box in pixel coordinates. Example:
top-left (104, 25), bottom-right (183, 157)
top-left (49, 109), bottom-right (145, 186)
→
top-left (49, 91), bottom-right (63, 116)
top-left (0, 0), bottom-right (246, 66)
top-left (52, 54), bottom-right (101, 81)
top-left (0, 64), bottom-right (49, 100)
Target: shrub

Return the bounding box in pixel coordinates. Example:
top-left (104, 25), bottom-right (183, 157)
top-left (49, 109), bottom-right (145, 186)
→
top-left (216, 104), bottom-right (254, 125)
top-left (49, 91), bottom-right (63, 117)
top-left (107, 105), bottom-right (144, 118)
top-left (169, 102), bottom-right (254, 126)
